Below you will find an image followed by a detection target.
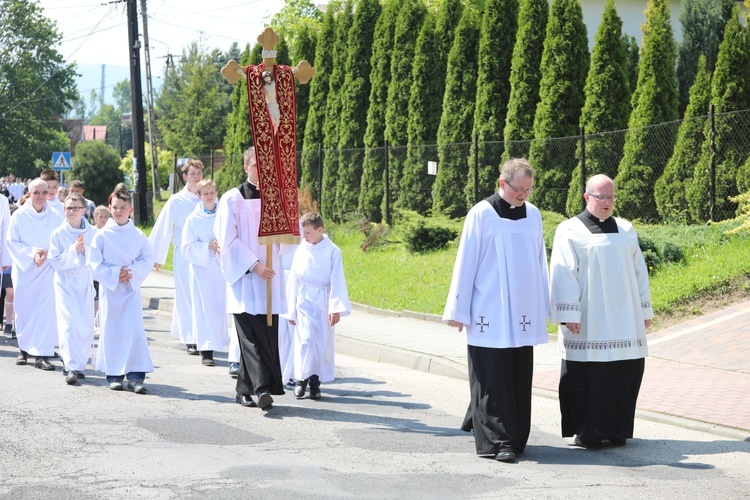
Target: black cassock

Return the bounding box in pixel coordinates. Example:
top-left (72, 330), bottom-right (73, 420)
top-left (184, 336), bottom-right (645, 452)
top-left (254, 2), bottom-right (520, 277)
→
top-left (558, 210), bottom-right (645, 442)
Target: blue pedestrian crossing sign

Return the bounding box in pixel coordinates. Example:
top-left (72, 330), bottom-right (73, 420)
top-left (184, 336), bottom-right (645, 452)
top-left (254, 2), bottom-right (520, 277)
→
top-left (52, 151), bottom-right (72, 171)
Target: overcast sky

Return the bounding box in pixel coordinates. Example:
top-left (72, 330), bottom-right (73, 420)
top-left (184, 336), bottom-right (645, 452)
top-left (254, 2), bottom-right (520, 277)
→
top-left (38, 0), bottom-right (288, 68)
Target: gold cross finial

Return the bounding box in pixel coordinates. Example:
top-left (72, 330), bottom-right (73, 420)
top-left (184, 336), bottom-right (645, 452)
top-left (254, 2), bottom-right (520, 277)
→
top-left (258, 27), bottom-right (280, 78)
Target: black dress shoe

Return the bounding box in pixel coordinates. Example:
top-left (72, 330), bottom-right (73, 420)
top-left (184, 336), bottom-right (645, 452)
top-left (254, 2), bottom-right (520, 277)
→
top-left (256, 392), bottom-right (273, 410)
top-left (186, 344), bottom-right (199, 355)
top-left (16, 350), bottom-right (28, 365)
top-left (609, 438), bottom-right (627, 446)
top-left (495, 448), bottom-right (516, 463)
top-left (235, 393), bottom-right (257, 408)
top-left (34, 357), bottom-right (55, 371)
top-left (75, 371), bottom-right (86, 380)
top-left (228, 362), bottom-right (239, 377)
top-left (65, 371), bottom-right (79, 385)
top-left (574, 435), bottom-right (602, 449)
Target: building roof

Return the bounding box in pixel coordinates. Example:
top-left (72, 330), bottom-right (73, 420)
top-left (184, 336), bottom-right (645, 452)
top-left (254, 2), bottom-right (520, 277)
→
top-left (84, 125), bottom-right (107, 142)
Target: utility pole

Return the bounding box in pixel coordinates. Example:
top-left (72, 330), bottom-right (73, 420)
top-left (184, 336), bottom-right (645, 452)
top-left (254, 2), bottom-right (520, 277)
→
top-left (140, 0), bottom-right (161, 201)
top-left (126, 0), bottom-right (149, 224)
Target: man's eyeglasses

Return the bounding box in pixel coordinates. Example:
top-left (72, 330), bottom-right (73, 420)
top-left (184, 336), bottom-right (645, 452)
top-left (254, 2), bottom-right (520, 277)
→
top-left (587, 193), bottom-right (617, 202)
top-left (64, 206), bottom-right (85, 212)
top-left (505, 182), bottom-right (534, 194)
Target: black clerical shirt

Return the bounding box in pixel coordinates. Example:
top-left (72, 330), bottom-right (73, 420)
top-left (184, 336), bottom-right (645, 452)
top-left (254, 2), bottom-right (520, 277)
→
top-left (240, 180), bottom-right (260, 200)
top-left (486, 192), bottom-right (527, 220)
top-left (577, 209), bottom-right (618, 234)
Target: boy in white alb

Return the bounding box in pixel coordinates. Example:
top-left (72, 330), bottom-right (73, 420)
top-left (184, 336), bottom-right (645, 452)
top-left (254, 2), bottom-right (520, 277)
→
top-left (48, 193), bottom-right (95, 385)
top-left (88, 186), bottom-right (155, 394)
top-left (181, 179), bottom-right (228, 366)
top-left (284, 212), bottom-right (350, 400)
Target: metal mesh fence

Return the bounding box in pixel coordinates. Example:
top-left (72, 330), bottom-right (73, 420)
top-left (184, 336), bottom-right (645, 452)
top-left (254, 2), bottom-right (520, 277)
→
top-left (177, 107), bottom-right (750, 224)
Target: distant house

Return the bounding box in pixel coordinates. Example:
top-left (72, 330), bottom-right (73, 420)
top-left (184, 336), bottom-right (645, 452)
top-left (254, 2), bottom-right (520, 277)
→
top-left (84, 125), bottom-right (107, 142)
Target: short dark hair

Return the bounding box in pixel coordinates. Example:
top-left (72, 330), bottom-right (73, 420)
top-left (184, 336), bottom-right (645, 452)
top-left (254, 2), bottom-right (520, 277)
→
top-left (69, 179), bottom-right (85, 190)
top-left (108, 183), bottom-right (131, 206)
top-left (182, 158), bottom-right (204, 175)
top-left (40, 168), bottom-right (59, 182)
top-left (300, 211), bottom-right (324, 229)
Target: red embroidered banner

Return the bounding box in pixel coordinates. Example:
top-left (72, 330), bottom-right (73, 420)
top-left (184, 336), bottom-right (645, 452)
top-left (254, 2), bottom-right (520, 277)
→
top-left (246, 64), bottom-right (300, 245)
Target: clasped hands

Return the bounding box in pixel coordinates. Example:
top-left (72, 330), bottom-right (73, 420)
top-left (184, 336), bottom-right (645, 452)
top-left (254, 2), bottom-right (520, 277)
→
top-left (34, 248), bottom-right (48, 267)
top-left (119, 265), bottom-right (133, 283)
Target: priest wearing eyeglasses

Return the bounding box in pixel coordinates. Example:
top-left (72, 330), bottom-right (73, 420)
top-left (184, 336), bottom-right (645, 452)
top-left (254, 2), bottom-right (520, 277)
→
top-left (443, 158), bottom-right (550, 464)
top-left (549, 174), bottom-right (652, 450)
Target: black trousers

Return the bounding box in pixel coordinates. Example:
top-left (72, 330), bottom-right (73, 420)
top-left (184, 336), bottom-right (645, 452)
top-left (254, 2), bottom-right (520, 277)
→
top-left (233, 313), bottom-right (285, 397)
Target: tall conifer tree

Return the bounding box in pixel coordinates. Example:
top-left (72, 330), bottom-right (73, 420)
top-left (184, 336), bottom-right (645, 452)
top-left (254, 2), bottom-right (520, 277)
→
top-left (291, 23), bottom-right (317, 151)
top-left (614, 0), bottom-right (678, 221)
top-left (358, 0), bottom-right (401, 221)
top-left (655, 56), bottom-right (711, 222)
top-left (565, 0), bottom-right (629, 216)
top-left (527, 0), bottom-right (589, 214)
top-left (300, 4), bottom-right (337, 203)
top-left (400, 0), bottom-right (463, 213)
top-left (676, 0), bottom-right (723, 116)
top-left (321, 0), bottom-right (353, 220)
top-left (217, 45), bottom-right (254, 194)
top-left (687, 7), bottom-right (750, 221)
top-left (431, 6), bottom-right (481, 218)
top-left (502, 0), bottom-right (548, 161)
top-left (622, 34), bottom-right (640, 98)
top-left (384, 0), bottom-right (427, 215)
top-left (334, 0), bottom-right (381, 218)
top-left (466, 0), bottom-right (519, 208)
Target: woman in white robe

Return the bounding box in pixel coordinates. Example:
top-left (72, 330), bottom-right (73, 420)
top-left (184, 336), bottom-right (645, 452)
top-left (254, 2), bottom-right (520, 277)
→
top-left (88, 188), bottom-right (155, 393)
top-left (284, 213), bottom-right (350, 398)
top-left (181, 180), bottom-right (228, 366)
top-left (48, 194), bottom-right (96, 385)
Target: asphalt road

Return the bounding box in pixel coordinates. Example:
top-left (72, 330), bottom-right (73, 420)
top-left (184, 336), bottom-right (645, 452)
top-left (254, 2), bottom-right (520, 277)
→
top-left (0, 308), bottom-right (748, 499)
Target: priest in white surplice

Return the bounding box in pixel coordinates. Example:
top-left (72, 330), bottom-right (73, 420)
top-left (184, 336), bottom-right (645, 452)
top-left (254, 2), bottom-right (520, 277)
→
top-left (443, 158), bottom-right (549, 464)
top-left (7, 178), bottom-right (64, 370)
top-left (149, 159), bottom-right (202, 354)
top-left (549, 174), bottom-right (651, 449)
top-left (215, 147), bottom-right (289, 411)
top-left (181, 179), bottom-right (228, 366)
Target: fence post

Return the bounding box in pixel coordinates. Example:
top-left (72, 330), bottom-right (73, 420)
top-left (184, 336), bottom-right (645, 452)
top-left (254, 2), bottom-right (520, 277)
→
top-left (209, 150), bottom-right (214, 179)
top-left (473, 133), bottom-right (479, 204)
top-left (172, 153), bottom-right (178, 195)
top-left (580, 126), bottom-right (586, 212)
top-left (384, 139), bottom-right (390, 226)
top-left (317, 144), bottom-right (323, 216)
top-left (709, 104), bottom-right (716, 222)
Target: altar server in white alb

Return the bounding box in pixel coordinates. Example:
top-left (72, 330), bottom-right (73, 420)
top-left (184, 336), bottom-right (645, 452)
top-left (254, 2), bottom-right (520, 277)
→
top-left (149, 158), bottom-right (202, 355)
top-left (181, 179), bottom-right (228, 367)
top-left (443, 158), bottom-right (549, 464)
top-left (48, 194), bottom-right (96, 385)
top-left (40, 169), bottom-right (64, 216)
top-left (88, 185), bottom-right (155, 394)
top-left (215, 147), bottom-right (288, 411)
top-left (284, 212), bottom-right (350, 400)
top-left (549, 174), bottom-right (652, 449)
top-left (7, 178), bottom-right (64, 370)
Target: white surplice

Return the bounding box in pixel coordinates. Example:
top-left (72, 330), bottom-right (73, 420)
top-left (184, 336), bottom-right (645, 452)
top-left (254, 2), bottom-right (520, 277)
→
top-left (549, 216), bottom-right (652, 362)
top-left (181, 203), bottom-right (228, 351)
top-left (443, 200), bottom-right (549, 348)
top-left (88, 219), bottom-right (155, 375)
top-left (0, 194), bottom-right (11, 267)
top-left (149, 186), bottom-right (200, 343)
top-left (214, 188), bottom-right (287, 315)
top-left (283, 235), bottom-right (350, 383)
top-left (6, 202), bottom-right (64, 356)
top-left (48, 217), bottom-right (96, 371)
